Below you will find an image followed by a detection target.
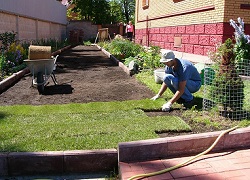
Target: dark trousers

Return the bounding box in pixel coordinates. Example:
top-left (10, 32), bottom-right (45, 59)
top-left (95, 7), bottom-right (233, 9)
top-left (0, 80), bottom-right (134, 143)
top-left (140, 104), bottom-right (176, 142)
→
top-left (127, 32), bottom-right (133, 41)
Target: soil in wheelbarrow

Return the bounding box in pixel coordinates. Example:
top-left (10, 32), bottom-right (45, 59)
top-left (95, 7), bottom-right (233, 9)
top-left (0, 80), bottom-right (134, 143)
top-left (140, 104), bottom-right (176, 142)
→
top-left (0, 45), bottom-right (232, 136)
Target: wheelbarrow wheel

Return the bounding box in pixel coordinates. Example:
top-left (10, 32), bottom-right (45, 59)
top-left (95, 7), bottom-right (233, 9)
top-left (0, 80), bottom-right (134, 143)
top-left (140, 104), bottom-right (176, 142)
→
top-left (37, 71), bottom-right (44, 94)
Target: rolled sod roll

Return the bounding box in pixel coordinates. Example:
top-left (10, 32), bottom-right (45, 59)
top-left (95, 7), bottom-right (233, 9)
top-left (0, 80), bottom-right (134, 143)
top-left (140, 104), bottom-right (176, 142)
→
top-left (28, 45), bottom-right (51, 60)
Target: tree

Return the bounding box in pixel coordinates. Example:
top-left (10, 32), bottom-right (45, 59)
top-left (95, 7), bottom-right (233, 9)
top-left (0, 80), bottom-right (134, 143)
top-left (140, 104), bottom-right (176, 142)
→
top-left (70, 0), bottom-right (135, 24)
top-left (120, 0), bottom-right (135, 23)
top-left (109, 0), bottom-right (124, 24)
top-left (71, 0), bottom-right (111, 24)
top-left (109, 0), bottom-right (135, 23)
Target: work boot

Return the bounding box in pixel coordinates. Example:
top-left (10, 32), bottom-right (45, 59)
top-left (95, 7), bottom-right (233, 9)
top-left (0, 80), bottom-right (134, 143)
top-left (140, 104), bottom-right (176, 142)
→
top-left (183, 99), bottom-right (195, 109)
top-left (176, 97), bottom-right (185, 104)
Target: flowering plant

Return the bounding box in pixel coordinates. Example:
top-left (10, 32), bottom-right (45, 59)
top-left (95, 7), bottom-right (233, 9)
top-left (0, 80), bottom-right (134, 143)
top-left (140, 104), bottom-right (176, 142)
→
top-left (3, 42), bottom-right (27, 75)
top-left (230, 17), bottom-right (250, 63)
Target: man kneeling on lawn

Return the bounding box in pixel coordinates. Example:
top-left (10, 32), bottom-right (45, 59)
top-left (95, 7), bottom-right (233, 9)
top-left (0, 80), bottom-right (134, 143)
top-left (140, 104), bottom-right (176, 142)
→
top-left (151, 50), bottom-right (202, 112)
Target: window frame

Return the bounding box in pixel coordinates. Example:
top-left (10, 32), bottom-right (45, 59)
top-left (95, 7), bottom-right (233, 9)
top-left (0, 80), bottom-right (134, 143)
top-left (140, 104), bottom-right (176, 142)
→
top-left (142, 0), bottom-right (149, 9)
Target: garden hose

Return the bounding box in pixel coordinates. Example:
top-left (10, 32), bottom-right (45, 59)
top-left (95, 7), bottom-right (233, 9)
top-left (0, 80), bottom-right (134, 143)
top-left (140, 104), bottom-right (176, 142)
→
top-left (128, 126), bottom-right (238, 180)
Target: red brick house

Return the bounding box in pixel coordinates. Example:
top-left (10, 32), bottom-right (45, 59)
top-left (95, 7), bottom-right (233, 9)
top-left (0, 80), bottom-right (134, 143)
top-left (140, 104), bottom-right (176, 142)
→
top-left (135, 0), bottom-right (250, 57)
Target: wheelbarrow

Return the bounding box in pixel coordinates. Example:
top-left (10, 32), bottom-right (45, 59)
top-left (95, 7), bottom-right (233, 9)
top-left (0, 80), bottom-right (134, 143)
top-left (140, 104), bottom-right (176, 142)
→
top-left (24, 55), bottom-right (59, 94)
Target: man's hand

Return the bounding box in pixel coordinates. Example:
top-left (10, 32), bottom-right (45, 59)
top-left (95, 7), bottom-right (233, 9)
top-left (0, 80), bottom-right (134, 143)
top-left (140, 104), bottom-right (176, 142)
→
top-left (162, 101), bottom-right (172, 111)
top-left (151, 94), bottom-right (160, 100)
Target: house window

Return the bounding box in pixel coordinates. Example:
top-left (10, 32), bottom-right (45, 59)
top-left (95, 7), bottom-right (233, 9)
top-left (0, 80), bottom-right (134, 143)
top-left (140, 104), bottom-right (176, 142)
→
top-left (142, 0), bottom-right (149, 9)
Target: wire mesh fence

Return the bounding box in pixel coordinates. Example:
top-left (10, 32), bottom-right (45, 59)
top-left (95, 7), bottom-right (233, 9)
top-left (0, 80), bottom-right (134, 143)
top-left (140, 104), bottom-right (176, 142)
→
top-left (203, 59), bottom-right (250, 120)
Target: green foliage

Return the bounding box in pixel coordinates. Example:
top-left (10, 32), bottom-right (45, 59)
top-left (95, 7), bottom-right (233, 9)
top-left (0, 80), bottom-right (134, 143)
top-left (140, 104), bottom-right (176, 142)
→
top-left (0, 32), bottom-right (27, 77)
top-left (234, 36), bottom-right (250, 61)
top-left (229, 17), bottom-right (250, 75)
top-left (71, 0), bottom-right (112, 24)
top-left (101, 39), bottom-right (143, 60)
top-left (124, 46), bottom-right (163, 70)
top-left (83, 41), bottom-right (93, 46)
top-left (209, 73), bottom-right (244, 111)
top-left (109, 0), bottom-right (126, 23)
top-left (119, 0), bottom-right (136, 23)
top-left (135, 46), bottom-right (163, 70)
top-left (99, 39), bottom-right (163, 71)
top-left (234, 37), bottom-right (250, 75)
top-left (71, 0), bottom-right (135, 24)
top-left (2, 43), bottom-right (28, 76)
top-left (0, 31), bottom-right (16, 51)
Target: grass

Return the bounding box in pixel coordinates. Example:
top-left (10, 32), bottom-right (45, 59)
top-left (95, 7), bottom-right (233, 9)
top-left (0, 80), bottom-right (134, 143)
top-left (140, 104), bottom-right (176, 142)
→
top-left (0, 100), bottom-right (190, 152)
top-left (0, 70), bottom-right (249, 152)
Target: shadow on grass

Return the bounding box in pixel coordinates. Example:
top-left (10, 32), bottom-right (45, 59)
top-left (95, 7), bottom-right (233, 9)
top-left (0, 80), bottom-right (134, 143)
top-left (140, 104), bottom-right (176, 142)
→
top-left (0, 112), bottom-right (7, 121)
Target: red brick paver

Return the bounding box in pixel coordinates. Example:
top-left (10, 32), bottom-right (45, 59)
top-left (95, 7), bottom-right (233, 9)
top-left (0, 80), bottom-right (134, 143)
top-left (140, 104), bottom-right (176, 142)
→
top-left (120, 148), bottom-right (250, 180)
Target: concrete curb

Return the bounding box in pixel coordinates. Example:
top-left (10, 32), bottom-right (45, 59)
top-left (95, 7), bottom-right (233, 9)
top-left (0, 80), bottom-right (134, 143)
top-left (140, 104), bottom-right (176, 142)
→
top-left (96, 45), bottom-right (131, 75)
top-left (0, 67), bottom-right (30, 93)
top-left (0, 149), bottom-right (117, 176)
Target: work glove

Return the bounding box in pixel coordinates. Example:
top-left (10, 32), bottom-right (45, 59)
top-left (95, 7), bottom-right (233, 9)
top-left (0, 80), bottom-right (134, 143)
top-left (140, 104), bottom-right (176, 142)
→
top-left (151, 94), bottom-right (160, 100)
top-left (162, 101), bottom-right (172, 111)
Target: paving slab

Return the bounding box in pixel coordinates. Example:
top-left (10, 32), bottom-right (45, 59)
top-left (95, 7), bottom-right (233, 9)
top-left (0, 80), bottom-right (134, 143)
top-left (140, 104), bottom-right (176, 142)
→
top-left (120, 148), bottom-right (250, 180)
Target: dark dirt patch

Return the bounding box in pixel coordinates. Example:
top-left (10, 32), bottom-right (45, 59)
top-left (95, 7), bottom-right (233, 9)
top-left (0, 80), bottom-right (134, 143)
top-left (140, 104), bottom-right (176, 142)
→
top-left (144, 109), bottom-right (225, 137)
top-left (0, 45), bottom-right (154, 105)
top-left (0, 45), bottom-right (233, 137)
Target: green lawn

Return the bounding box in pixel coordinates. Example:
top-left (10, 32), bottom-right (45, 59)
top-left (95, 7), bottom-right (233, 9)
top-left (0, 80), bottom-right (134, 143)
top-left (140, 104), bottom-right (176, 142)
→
top-left (0, 100), bottom-right (190, 152)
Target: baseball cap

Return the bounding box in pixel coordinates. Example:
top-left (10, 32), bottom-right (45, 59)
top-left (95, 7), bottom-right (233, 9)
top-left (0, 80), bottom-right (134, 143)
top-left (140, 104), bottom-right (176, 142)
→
top-left (160, 50), bottom-right (175, 63)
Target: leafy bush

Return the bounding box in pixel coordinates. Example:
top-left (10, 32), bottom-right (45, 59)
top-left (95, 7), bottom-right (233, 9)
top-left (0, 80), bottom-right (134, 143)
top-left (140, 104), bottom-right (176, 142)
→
top-left (100, 39), bottom-right (143, 61)
top-left (0, 31), bottom-right (16, 51)
top-left (124, 46), bottom-right (163, 70)
top-left (99, 39), bottom-right (164, 71)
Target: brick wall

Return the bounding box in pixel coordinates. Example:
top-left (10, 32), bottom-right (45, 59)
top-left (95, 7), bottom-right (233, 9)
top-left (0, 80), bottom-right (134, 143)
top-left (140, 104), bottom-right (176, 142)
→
top-left (135, 0), bottom-right (250, 56)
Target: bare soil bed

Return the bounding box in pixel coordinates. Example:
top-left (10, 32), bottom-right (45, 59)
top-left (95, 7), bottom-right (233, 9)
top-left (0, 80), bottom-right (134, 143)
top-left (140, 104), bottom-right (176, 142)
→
top-left (0, 45), bottom-right (154, 105)
top-left (0, 45), bottom-right (233, 136)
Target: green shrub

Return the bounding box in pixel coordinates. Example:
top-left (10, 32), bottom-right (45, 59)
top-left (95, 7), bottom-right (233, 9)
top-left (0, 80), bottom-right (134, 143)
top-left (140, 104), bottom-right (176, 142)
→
top-left (100, 39), bottom-right (143, 61)
top-left (99, 39), bottom-right (164, 71)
